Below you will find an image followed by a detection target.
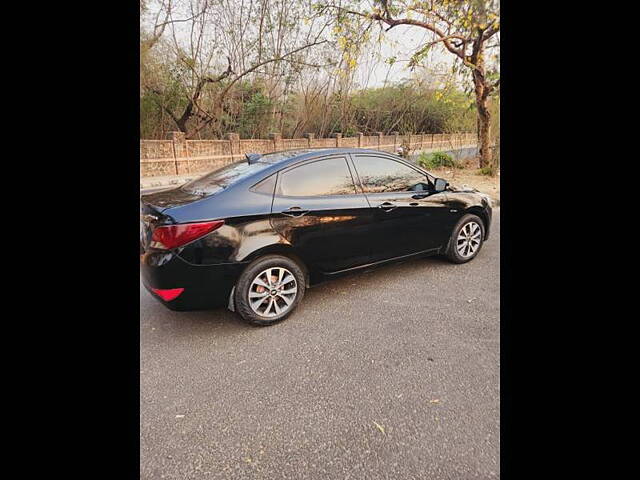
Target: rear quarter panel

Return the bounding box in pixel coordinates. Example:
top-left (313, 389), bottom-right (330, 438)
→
top-left (161, 186), bottom-right (290, 266)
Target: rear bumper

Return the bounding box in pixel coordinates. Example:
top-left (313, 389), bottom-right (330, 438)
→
top-left (140, 251), bottom-right (247, 311)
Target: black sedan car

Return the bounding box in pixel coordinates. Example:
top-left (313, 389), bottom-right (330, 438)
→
top-left (140, 148), bottom-right (492, 326)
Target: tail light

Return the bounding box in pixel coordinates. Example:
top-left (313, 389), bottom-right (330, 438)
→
top-left (151, 288), bottom-right (184, 301)
top-left (150, 220), bottom-right (224, 250)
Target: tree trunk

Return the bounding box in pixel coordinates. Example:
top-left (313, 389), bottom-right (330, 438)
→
top-left (176, 118), bottom-right (189, 135)
top-left (473, 74), bottom-right (492, 169)
top-left (476, 98), bottom-right (491, 168)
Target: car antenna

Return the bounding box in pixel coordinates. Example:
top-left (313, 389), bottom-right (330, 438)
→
top-left (245, 153), bottom-right (262, 164)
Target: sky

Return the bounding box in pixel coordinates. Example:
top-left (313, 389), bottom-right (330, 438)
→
top-left (352, 24), bottom-right (459, 89)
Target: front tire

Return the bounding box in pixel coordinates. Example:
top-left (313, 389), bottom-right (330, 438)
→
top-left (444, 214), bottom-right (485, 264)
top-left (234, 255), bottom-right (306, 326)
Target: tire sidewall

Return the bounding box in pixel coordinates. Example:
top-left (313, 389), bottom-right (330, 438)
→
top-left (446, 214), bottom-right (485, 263)
top-left (234, 255), bottom-right (306, 326)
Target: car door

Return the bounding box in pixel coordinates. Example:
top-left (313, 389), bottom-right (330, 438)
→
top-left (270, 156), bottom-right (374, 273)
top-left (349, 153), bottom-right (451, 262)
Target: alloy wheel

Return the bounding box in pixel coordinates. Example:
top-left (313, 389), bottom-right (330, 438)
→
top-left (456, 221), bottom-right (482, 258)
top-left (248, 267), bottom-right (298, 317)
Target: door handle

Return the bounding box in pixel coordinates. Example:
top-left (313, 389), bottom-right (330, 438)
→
top-left (378, 202), bottom-right (398, 212)
top-left (281, 206), bottom-right (309, 217)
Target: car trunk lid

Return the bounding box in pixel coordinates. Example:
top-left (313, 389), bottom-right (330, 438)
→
top-left (140, 187), bottom-right (206, 213)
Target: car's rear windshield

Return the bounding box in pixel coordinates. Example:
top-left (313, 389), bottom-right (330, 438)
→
top-left (180, 161), bottom-right (270, 196)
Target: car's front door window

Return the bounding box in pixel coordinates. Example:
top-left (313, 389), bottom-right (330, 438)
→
top-left (352, 156), bottom-right (430, 193)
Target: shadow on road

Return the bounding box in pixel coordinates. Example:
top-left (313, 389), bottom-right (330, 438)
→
top-left (302, 254), bottom-right (454, 298)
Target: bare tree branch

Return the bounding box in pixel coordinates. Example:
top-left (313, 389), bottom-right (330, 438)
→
top-left (189, 39), bottom-right (329, 137)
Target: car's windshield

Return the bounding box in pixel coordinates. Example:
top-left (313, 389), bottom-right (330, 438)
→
top-left (181, 161), bottom-right (270, 196)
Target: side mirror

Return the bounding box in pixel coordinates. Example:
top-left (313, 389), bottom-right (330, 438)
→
top-left (433, 178), bottom-right (448, 192)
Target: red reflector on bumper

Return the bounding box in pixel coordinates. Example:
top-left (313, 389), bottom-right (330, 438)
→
top-left (151, 288), bottom-right (184, 302)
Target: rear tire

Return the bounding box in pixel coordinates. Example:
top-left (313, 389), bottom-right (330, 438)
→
top-left (234, 254), bottom-right (306, 326)
top-left (444, 214), bottom-right (485, 264)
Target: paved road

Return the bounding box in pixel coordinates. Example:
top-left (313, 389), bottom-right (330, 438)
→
top-left (140, 210), bottom-right (500, 479)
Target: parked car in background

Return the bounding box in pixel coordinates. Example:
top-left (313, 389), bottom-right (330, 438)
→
top-left (140, 148), bottom-right (492, 326)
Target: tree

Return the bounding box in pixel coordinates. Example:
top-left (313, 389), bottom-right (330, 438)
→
top-left (319, 0), bottom-right (500, 168)
top-left (141, 0), bottom-right (335, 139)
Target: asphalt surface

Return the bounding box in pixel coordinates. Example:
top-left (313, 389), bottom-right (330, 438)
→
top-left (140, 210), bottom-right (500, 479)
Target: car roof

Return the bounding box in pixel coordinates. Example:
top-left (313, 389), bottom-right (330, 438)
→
top-left (226, 148), bottom-right (421, 192)
top-left (254, 148), bottom-right (396, 167)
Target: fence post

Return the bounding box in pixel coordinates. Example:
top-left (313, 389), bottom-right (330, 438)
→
top-left (168, 131), bottom-right (186, 175)
top-left (304, 132), bottom-right (314, 149)
top-left (184, 139), bottom-right (191, 174)
top-left (269, 132), bottom-right (282, 152)
top-left (357, 132), bottom-right (363, 148)
top-left (331, 132), bottom-right (342, 147)
top-left (226, 133), bottom-right (240, 160)
top-left (392, 131), bottom-right (399, 152)
top-left (377, 132), bottom-right (383, 151)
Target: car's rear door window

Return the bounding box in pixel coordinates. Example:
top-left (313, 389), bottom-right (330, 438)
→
top-left (277, 158), bottom-right (357, 197)
top-left (352, 156), bottom-right (430, 193)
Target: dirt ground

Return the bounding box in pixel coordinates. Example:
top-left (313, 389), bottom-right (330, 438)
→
top-left (429, 167), bottom-right (501, 205)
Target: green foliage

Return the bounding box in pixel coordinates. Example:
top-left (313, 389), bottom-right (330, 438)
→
top-left (140, 75), bottom-right (477, 139)
top-left (237, 92), bottom-right (274, 138)
top-left (408, 44), bottom-right (431, 68)
top-left (418, 151), bottom-right (456, 170)
top-left (339, 82), bottom-right (475, 135)
top-left (343, 125), bottom-right (358, 136)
